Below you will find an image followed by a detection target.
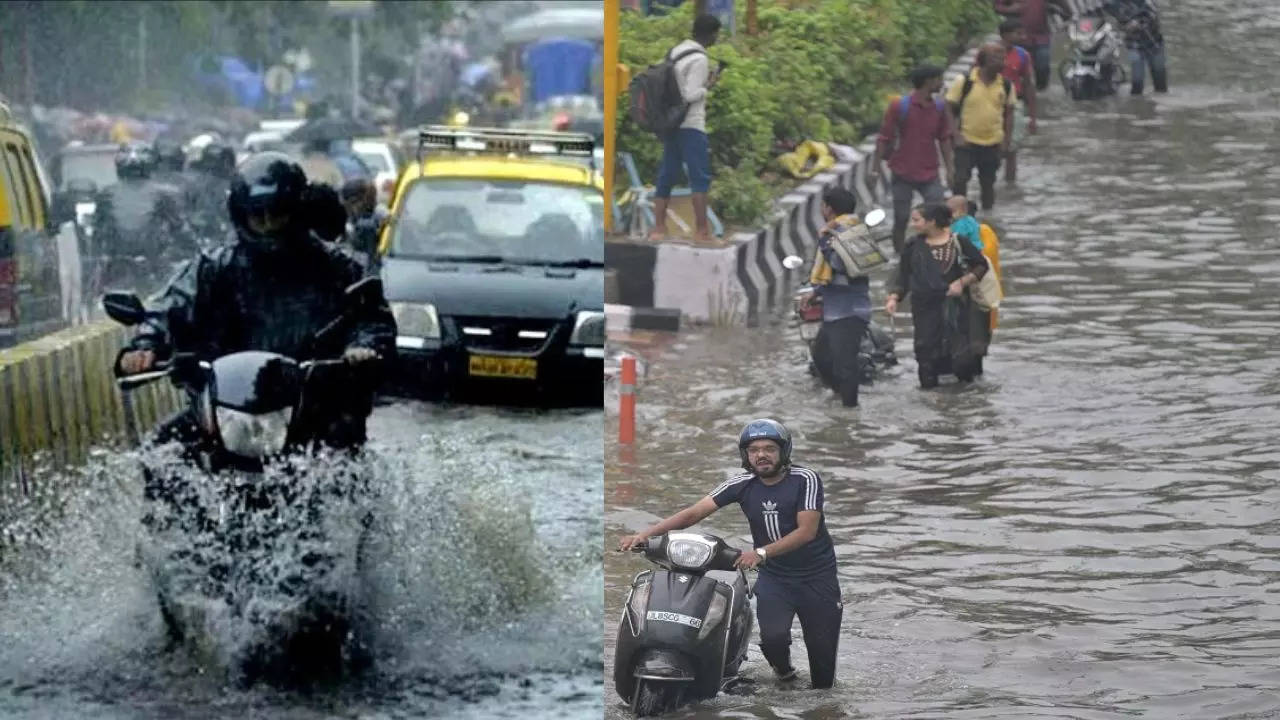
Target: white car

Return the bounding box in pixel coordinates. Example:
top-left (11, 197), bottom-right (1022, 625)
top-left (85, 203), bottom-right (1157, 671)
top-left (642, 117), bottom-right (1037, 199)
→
top-left (352, 138), bottom-right (404, 206)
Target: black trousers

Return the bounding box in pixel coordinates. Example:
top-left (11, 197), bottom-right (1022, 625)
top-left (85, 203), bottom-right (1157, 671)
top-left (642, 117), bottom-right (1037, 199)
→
top-left (952, 143), bottom-right (1002, 211)
top-left (755, 570), bottom-right (843, 689)
top-left (812, 315), bottom-right (868, 407)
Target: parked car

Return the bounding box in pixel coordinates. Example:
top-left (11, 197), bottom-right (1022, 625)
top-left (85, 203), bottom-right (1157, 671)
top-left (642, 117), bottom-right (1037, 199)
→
top-left (377, 126), bottom-right (603, 405)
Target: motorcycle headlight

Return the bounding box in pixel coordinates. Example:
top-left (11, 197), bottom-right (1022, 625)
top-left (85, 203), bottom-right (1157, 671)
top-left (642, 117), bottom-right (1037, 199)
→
top-left (391, 302), bottom-right (441, 347)
top-left (666, 538), bottom-right (714, 570)
top-left (697, 590), bottom-right (729, 641)
top-left (626, 576), bottom-right (652, 635)
top-left (75, 201), bottom-right (96, 218)
top-left (569, 310), bottom-right (605, 346)
top-left (215, 406), bottom-right (292, 458)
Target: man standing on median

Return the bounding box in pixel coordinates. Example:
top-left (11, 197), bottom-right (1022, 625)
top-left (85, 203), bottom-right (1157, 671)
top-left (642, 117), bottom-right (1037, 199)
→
top-left (871, 65), bottom-right (954, 256)
top-left (647, 14), bottom-right (722, 246)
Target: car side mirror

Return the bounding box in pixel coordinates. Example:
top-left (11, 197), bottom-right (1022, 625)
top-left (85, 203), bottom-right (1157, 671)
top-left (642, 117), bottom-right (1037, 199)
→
top-left (102, 292), bottom-right (146, 326)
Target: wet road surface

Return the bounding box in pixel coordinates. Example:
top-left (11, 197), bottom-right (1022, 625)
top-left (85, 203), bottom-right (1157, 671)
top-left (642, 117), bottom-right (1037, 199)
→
top-left (0, 401), bottom-right (602, 719)
top-left (605, 1), bottom-right (1280, 717)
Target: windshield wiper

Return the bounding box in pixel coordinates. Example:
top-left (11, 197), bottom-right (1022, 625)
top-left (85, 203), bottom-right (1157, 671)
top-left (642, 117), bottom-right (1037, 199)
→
top-left (527, 258), bottom-right (604, 268)
top-left (394, 253), bottom-right (507, 264)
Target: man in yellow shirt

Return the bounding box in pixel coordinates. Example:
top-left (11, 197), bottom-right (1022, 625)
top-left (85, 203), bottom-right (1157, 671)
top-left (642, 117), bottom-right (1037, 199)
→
top-left (947, 42), bottom-right (1016, 212)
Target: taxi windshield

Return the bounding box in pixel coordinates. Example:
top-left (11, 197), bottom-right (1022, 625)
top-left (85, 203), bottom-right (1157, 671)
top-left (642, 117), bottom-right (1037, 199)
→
top-left (390, 177), bottom-right (603, 265)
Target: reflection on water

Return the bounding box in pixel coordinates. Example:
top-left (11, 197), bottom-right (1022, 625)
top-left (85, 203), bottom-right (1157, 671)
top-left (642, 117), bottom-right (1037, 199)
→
top-left (605, 0), bottom-right (1280, 717)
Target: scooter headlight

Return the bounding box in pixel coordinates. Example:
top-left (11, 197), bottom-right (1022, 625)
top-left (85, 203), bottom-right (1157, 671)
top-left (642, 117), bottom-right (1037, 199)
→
top-left (666, 538), bottom-right (714, 569)
top-left (697, 590), bottom-right (729, 641)
top-left (215, 406), bottom-right (292, 458)
top-left (626, 576), bottom-right (652, 635)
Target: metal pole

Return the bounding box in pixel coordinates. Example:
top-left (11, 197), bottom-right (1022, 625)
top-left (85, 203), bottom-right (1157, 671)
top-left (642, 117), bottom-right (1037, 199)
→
top-left (603, 0), bottom-right (618, 233)
top-left (351, 16), bottom-right (359, 119)
top-left (139, 7), bottom-right (147, 97)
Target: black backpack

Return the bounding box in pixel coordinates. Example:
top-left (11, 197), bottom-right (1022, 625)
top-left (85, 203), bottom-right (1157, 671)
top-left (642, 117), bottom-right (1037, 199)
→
top-left (628, 45), bottom-right (705, 135)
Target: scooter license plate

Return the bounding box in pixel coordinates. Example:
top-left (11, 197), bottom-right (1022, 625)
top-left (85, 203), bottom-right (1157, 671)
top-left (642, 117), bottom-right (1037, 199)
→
top-left (468, 354), bottom-right (537, 380)
top-left (799, 323), bottom-right (821, 342)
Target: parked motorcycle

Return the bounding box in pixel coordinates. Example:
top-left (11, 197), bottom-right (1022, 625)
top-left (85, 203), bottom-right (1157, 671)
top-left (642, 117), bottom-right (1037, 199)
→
top-left (614, 532), bottom-right (754, 717)
top-left (103, 278), bottom-right (384, 684)
top-left (1060, 15), bottom-right (1127, 100)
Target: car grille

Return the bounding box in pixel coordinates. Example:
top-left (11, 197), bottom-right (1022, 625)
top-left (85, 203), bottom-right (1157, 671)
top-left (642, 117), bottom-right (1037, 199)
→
top-left (451, 317), bottom-right (561, 353)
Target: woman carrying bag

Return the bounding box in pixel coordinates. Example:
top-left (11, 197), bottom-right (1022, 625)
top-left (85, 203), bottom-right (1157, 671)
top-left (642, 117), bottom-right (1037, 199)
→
top-left (884, 203), bottom-right (991, 388)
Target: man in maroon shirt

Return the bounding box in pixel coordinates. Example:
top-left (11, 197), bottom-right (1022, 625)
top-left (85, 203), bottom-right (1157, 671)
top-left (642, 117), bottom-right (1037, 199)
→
top-left (870, 65), bottom-right (954, 255)
top-left (994, 0), bottom-right (1070, 90)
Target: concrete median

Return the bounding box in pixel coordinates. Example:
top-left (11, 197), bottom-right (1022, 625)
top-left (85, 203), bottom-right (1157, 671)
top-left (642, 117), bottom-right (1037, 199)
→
top-left (0, 320), bottom-right (182, 487)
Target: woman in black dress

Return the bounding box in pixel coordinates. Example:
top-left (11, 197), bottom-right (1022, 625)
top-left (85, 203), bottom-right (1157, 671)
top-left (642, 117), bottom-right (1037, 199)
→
top-left (884, 203), bottom-right (990, 388)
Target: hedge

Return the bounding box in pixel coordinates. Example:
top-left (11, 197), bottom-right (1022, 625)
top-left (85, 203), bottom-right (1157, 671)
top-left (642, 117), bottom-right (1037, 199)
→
top-left (618, 0), bottom-right (998, 227)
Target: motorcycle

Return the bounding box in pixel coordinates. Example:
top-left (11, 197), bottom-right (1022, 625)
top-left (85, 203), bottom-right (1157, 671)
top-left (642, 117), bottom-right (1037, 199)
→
top-left (615, 532), bottom-right (754, 717)
top-left (103, 278), bottom-right (384, 684)
top-left (1060, 14), bottom-right (1127, 100)
top-left (789, 286), bottom-right (898, 385)
top-left (782, 208), bottom-right (899, 386)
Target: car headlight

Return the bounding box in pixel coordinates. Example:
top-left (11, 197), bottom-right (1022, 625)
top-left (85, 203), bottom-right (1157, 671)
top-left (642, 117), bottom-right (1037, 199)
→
top-left (391, 302), bottom-right (441, 346)
top-left (569, 310), bottom-right (605, 346)
top-left (666, 538), bottom-right (713, 569)
top-left (215, 406), bottom-right (292, 458)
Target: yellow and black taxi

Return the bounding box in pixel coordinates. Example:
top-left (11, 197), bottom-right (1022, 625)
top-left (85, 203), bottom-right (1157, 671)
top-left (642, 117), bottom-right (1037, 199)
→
top-left (377, 126), bottom-right (604, 404)
top-left (0, 100), bottom-right (65, 348)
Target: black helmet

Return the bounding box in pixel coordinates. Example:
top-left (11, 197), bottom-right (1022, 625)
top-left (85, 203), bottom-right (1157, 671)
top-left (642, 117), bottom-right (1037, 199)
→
top-left (228, 152), bottom-right (308, 244)
top-left (737, 418), bottom-right (792, 472)
top-left (153, 139), bottom-right (185, 173)
top-left (115, 141), bottom-right (156, 180)
top-left (194, 140), bottom-right (236, 177)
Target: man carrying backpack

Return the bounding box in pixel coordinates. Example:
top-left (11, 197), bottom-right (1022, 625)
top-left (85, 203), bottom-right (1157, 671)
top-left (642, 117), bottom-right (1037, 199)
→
top-left (998, 19), bottom-right (1039, 185)
top-left (871, 64), bottom-right (954, 255)
top-left (800, 187), bottom-right (877, 408)
top-left (644, 14), bottom-right (722, 245)
top-left (947, 43), bottom-right (1016, 213)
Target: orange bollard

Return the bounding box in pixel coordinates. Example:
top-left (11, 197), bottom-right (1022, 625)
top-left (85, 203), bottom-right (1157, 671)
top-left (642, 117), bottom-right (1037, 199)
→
top-left (619, 354), bottom-right (636, 444)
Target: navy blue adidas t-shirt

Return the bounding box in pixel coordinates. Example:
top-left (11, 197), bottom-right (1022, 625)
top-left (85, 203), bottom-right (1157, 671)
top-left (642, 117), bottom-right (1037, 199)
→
top-left (709, 464), bottom-right (837, 579)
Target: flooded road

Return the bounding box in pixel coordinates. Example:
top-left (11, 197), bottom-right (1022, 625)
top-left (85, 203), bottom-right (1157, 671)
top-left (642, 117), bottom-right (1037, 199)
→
top-left (605, 1), bottom-right (1280, 717)
top-left (0, 402), bottom-right (602, 719)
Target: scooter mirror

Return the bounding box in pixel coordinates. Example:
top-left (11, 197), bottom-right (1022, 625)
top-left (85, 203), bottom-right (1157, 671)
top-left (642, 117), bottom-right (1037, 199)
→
top-left (782, 255), bottom-right (805, 270)
top-left (344, 277), bottom-right (384, 306)
top-left (102, 292), bottom-right (146, 326)
top-left (864, 208), bottom-right (887, 227)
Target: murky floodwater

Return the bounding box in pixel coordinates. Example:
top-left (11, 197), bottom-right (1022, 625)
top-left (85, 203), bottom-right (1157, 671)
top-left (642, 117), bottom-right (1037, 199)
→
top-left (605, 1), bottom-right (1280, 717)
top-left (0, 401), bottom-right (602, 719)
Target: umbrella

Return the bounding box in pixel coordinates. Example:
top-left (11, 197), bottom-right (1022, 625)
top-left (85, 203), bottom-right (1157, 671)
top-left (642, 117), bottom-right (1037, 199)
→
top-left (285, 117), bottom-right (382, 144)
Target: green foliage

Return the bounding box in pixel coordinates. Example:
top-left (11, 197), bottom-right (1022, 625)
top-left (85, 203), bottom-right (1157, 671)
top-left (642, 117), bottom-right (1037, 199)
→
top-left (617, 0), bottom-right (997, 227)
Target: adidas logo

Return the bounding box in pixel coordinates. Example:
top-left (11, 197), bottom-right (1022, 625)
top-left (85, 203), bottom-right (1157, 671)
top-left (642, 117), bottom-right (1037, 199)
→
top-left (762, 500), bottom-right (777, 512)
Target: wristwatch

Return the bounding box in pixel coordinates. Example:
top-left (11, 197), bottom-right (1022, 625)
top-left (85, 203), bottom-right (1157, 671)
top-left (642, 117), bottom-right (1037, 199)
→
top-left (755, 547), bottom-right (767, 564)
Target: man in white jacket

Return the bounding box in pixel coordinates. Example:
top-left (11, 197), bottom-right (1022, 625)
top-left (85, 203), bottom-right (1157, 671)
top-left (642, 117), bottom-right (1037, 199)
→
top-left (648, 14), bottom-right (722, 246)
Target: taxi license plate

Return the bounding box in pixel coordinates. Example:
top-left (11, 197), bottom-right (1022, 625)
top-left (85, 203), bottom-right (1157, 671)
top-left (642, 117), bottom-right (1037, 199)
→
top-left (468, 354), bottom-right (537, 380)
